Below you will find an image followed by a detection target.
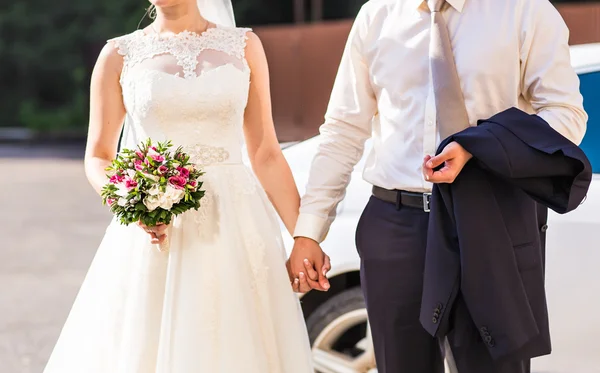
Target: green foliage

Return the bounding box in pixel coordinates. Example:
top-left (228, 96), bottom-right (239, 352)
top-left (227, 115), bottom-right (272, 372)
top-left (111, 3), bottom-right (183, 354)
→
top-left (101, 139), bottom-right (205, 227)
top-left (0, 1), bottom-right (150, 131)
top-left (0, 0), bottom-right (299, 132)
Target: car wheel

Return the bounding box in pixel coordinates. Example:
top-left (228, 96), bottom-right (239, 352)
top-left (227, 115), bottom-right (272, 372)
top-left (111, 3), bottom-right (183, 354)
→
top-left (306, 287), bottom-right (377, 373)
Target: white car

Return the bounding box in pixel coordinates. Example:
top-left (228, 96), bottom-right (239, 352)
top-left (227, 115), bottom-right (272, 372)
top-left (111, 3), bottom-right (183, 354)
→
top-left (282, 43), bottom-right (600, 373)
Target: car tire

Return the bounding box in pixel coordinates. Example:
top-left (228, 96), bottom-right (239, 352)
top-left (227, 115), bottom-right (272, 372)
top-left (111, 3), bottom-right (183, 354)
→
top-left (305, 286), bottom-right (366, 345)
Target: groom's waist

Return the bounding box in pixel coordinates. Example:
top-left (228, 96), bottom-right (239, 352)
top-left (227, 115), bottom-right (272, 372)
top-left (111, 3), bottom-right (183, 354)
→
top-left (372, 186), bottom-right (432, 212)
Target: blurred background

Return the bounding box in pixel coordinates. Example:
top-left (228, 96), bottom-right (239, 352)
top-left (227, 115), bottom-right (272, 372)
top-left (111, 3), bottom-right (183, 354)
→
top-left (1, 0), bottom-right (599, 142)
top-left (1, 1), bottom-right (599, 372)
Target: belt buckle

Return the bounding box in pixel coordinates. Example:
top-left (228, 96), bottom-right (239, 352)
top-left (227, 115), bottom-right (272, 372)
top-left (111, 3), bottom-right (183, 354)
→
top-left (423, 193), bottom-right (432, 212)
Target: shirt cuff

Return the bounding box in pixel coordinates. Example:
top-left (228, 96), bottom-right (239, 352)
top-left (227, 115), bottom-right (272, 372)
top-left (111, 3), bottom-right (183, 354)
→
top-left (293, 213), bottom-right (330, 243)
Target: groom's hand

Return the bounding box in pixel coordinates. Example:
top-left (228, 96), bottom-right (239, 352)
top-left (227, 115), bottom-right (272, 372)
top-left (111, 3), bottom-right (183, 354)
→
top-left (423, 141), bottom-right (472, 184)
top-left (288, 237), bottom-right (331, 293)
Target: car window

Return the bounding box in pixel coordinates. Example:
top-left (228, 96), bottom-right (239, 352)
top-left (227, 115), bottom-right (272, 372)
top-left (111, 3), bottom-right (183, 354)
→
top-left (579, 70), bottom-right (600, 173)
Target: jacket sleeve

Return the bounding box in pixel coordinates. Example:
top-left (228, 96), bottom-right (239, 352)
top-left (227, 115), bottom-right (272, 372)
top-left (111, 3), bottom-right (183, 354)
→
top-left (449, 108), bottom-right (592, 213)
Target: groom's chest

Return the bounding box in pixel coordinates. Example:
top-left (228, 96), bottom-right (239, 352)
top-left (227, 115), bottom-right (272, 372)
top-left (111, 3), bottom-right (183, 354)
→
top-left (363, 2), bottom-right (521, 101)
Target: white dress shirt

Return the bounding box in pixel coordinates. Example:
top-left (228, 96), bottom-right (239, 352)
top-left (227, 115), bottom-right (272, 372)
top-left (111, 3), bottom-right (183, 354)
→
top-left (294, 0), bottom-right (588, 243)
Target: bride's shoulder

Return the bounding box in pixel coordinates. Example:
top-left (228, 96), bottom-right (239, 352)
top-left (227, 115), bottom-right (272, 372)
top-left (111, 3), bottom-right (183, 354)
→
top-left (241, 30), bottom-right (269, 71)
top-left (106, 30), bottom-right (145, 57)
top-left (208, 25), bottom-right (257, 58)
top-left (212, 25), bottom-right (254, 43)
top-left (93, 31), bottom-right (143, 77)
top-left (243, 30), bottom-right (262, 53)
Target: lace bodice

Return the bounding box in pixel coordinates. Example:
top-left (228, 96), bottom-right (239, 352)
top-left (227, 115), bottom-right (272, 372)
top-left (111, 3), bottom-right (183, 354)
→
top-left (110, 26), bottom-right (252, 165)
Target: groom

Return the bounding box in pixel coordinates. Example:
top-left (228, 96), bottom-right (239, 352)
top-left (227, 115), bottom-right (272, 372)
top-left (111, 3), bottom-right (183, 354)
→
top-left (287, 0), bottom-right (587, 372)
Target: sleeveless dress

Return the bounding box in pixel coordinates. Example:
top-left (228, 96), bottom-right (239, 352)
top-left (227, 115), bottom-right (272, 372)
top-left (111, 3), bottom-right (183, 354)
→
top-left (43, 26), bottom-right (314, 373)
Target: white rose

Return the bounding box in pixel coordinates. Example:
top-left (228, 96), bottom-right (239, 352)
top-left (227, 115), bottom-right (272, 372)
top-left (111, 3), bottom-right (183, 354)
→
top-left (143, 194), bottom-right (161, 212)
top-left (126, 169), bottom-right (136, 179)
top-left (159, 196), bottom-right (175, 210)
top-left (115, 183), bottom-right (130, 198)
top-left (165, 185), bottom-right (185, 204)
top-left (117, 197), bottom-right (129, 207)
top-left (148, 184), bottom-right (160, 196)
top-left (158, 186), bottom-right (185, 211)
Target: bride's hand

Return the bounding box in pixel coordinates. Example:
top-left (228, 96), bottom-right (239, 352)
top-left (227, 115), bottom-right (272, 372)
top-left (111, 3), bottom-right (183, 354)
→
top-left (137, 222), bottom-right (168, 244)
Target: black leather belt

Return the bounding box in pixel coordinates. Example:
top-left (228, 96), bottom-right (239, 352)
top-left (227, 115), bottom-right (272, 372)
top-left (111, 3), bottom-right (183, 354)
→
top-left (372, 186), bottom-right (432, 212)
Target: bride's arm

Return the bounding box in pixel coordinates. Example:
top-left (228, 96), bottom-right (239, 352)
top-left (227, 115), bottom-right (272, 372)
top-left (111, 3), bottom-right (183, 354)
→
top-left (243, 32), bottom-right (300, 236)
top-left (84, 43), bottom-right (126, 195)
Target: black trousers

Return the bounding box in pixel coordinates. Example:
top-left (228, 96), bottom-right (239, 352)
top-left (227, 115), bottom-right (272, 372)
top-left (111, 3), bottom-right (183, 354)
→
top-left (355, 196), bottom-right (531, 373)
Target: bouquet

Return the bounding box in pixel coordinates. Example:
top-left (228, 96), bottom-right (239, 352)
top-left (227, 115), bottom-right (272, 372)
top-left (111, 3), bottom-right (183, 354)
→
top-left (101, 139), bottom-right (205, 251)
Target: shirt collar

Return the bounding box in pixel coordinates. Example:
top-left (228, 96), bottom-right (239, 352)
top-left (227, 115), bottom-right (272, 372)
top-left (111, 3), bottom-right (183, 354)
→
top-left (415, 0), bottom-right (465, 13)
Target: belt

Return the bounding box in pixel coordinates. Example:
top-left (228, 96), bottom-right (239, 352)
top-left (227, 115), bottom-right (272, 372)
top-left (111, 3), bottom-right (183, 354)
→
top-left (372, 186), bottom-right (432, 212)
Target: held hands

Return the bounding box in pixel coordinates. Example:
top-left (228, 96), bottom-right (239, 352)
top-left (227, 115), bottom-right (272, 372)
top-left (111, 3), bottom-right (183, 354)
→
top-left (287, 237), bottom-right (331, 293)
top-left (137, 222), bottom-right (168, 244)
top-left (423, 141), bottom-right (473, 184)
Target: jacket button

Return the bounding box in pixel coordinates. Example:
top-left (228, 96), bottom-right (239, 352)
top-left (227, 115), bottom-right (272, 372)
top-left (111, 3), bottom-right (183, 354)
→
top-left (540, 224), bottom-right (548, 232)
top-left (432, 317), bottom-right (438, 324)
top-left (436, 303), bottom-right (444, 310)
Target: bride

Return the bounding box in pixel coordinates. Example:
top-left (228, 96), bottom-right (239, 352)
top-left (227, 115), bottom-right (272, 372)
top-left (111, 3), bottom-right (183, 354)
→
top-left (43, 0), bottom-right (331, 371)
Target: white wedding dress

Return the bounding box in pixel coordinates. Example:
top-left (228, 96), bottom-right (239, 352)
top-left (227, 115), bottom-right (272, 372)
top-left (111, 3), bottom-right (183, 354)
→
top-left (44, 25), bottom-right (314, 373)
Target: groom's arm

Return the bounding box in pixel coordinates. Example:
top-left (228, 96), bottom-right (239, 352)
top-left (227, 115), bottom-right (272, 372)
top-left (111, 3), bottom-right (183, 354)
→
top-left (426, 0), bottom-right (587, 185)
top-left (293, 6), bottom-right (378, 243)
top-left (519, 0), bottom-right (587, 144)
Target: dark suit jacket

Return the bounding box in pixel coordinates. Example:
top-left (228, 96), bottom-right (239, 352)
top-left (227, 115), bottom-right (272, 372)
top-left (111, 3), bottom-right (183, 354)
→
top-left (420, 107), bottom-right (592, 361)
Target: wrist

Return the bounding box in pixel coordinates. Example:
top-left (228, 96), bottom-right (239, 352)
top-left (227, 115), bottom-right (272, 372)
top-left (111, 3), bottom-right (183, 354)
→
top-left (294, 236), bottom-right (319, 245)
top-left (293, 213), bottom-right (329, 243)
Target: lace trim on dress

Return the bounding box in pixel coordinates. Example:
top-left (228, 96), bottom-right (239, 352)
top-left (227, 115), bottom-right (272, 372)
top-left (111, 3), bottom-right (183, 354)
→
top-left (108, 27), bottom-right (252, 80)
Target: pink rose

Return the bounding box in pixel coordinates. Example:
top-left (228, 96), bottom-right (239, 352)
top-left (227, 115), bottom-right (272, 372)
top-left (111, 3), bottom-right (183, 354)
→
top-left (134, 160), bottom-right (144, 171)
top-left (147, 154), bottom-right (165, 164)
top-left (177, 167), bottom-right (190, 179)
top-left (135, 150), bottom-right (145, 159)
top-left (158, 165), bottom-right (169, 174)
top-left (187, 180), bottom-right (198, 190)
top-left (107, 198), bottom-right (116, 206)
top-left (125, 178), bottom-right (138, 190)
top-left (168, 176), bottom-right (187, 189)
top-left (150, 146), bottom-right (158, 152)
top-left (109, 174), bottom-right (125, 184)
